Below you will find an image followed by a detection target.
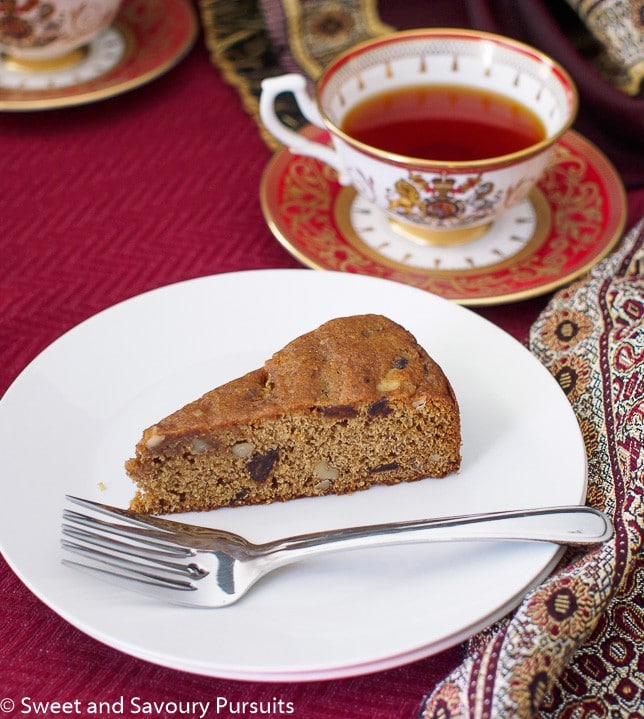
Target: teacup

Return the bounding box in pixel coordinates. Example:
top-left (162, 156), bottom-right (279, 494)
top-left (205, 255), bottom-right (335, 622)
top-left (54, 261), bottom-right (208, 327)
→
top-left (260, 29), bottom-right (578, 246)
top-left (0, 0), bottom-right (122, 70)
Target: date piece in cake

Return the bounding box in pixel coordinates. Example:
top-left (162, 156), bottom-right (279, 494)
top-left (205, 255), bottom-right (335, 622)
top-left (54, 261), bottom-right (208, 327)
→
top-left (126, 314), bottom-right (461, 513)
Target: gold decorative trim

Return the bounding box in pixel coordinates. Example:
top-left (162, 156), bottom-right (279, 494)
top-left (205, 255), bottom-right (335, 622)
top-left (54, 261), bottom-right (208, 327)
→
top-left (313, 29), bottom-right (578, 172)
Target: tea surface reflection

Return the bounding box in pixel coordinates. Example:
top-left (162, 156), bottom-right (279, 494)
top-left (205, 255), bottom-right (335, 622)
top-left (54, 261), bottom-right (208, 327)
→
top-left (341, 85), bottom-right (547, 161)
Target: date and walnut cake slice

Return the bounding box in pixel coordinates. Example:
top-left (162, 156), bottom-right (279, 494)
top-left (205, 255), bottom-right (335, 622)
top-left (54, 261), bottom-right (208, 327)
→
top-left (126, 314), bottom-right (461, 513)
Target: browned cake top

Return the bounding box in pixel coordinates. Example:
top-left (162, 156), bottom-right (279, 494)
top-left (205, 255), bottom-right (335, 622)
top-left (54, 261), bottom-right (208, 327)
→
top-left (141, 314), bottom-right (455, 444)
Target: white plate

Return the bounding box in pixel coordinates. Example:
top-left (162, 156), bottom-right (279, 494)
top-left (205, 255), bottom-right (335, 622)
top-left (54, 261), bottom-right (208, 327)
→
top-left (0, 269), bottom-right (586, 681)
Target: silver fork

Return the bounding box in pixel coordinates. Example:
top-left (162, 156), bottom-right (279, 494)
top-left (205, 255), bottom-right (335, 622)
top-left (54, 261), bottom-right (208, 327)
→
top-left (61, 496), bottom-right (613, 607)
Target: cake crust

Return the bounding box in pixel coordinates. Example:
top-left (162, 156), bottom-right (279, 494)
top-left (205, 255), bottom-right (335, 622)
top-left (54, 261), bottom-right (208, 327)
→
top-left (126, 314), bottom-right (461, 513)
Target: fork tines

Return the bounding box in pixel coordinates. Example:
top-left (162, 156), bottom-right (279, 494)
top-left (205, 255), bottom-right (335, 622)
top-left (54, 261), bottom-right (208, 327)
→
top-left (61, 497), bottom-right (206, 595)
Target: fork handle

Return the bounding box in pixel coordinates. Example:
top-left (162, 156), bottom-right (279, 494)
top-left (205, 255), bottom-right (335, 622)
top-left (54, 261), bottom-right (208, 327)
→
top-left (262, 506), bottom-right (613, 566)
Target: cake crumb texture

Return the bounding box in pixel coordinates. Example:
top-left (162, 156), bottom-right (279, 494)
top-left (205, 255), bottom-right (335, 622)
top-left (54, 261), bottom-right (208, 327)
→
top-left (126, 314), bottom-right (461, 513)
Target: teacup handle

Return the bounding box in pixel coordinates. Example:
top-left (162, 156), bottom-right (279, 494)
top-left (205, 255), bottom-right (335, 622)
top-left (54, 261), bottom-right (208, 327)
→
top-left (259, 74), bottom-right (350, 184)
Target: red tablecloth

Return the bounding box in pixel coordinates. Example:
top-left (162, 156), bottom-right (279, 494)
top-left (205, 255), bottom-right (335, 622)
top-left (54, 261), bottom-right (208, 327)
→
top-left (0, 5), bottom-right (642, 718)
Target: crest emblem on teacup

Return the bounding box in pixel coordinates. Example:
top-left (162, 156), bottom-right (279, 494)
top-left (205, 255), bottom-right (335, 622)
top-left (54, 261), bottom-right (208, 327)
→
top-left (387, 171), bottom-right (501, 228)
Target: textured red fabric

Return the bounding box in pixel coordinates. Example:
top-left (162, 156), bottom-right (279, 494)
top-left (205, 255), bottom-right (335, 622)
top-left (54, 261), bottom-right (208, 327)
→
top-left (0, 4), bottom-right (642, 719)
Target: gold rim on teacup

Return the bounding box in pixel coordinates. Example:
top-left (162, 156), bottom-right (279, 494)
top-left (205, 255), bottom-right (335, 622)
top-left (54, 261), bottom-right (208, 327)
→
top-left (316, 29), bottom-right (578, 170)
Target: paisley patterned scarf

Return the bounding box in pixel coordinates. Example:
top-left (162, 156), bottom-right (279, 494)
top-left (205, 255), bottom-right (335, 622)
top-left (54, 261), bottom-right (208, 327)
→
top-left (421, 219), bottom-right (643, 718)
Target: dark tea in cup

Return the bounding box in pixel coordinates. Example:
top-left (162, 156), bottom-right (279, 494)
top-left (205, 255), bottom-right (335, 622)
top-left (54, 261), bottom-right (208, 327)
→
top-left (341, 85), bottom-right (547, 162)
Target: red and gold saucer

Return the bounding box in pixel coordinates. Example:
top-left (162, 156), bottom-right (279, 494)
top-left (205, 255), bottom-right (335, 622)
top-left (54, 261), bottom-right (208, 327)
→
top-left (261, 127), bottom-right (626, 305)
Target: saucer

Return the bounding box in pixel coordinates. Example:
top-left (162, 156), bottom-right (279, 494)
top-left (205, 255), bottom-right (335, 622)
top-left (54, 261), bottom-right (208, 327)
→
top-left (260, 128), bottom-right (627, 305)
top-left (0, 0), bottom-right (197, 110)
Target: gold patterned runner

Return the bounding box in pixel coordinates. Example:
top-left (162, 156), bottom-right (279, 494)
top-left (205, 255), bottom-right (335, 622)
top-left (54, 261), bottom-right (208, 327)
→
top-left (197, 0), bottom-right (392, 148)
top-left (563, 0), bottom-right (643, 95)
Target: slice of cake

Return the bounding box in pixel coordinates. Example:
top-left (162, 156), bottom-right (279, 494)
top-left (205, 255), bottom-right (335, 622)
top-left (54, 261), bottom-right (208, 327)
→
top-left (126, 314), bottom-right (461, 513)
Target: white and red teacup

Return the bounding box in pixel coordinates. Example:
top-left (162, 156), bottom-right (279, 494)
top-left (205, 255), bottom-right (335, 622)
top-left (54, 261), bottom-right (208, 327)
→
top-left (260, 29), bottom-right (578, 245)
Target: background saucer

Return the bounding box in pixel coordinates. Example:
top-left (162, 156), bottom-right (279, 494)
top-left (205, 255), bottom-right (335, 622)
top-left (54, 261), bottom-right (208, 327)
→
top-left (0, 0), bottom-right (197, 110)
top-left (261, 128), bottom-right (626, 305)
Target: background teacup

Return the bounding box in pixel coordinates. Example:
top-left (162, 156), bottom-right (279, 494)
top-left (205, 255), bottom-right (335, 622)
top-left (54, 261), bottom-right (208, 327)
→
top-left (260, 29), bottom-right (578, 246)
top-left (0, 0), bottom-right (122, 69)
